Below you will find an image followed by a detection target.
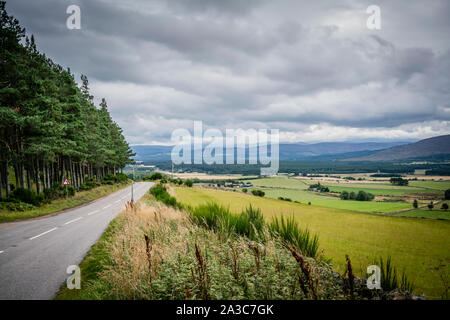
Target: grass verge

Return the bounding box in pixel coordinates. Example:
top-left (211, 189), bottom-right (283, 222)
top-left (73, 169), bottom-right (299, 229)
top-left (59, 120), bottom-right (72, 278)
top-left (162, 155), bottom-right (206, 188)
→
top-left (0, 182), bottom-right (130, 223)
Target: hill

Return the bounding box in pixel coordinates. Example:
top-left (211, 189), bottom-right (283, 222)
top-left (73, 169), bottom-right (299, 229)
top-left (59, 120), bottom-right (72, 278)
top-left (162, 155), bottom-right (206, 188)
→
top-left (132, 141), bottom-right (408, 162)
top-left (346, 135), bottom-right (450, 161)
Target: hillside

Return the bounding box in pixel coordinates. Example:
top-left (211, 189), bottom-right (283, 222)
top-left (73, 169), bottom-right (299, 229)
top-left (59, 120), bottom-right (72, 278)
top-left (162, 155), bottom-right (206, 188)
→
top-left (132, 141), bottom-right (408, 162)
top-left (346, 135), bottom-right (450, 161)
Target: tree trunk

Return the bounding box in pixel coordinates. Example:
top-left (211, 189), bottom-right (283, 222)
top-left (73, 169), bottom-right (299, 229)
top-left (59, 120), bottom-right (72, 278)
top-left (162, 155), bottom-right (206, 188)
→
top-left (36, 158), bottom-right (41, 194)
top-left (26, 166), bottom-right (32, 191)
top-left (5, 161), bottom-right (10, 197)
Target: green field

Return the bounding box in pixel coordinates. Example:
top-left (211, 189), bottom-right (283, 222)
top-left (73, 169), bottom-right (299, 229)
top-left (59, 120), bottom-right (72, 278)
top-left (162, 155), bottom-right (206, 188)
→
top-left (397, 201), bottom-right (450, 220)
top-left (409, 181), bottom-right (450, 191)
top-left (260, 188), bottom-right (412, 213)
top-left (242, 176), bottom-right (429, 213)
top-left (174, 187), bottom-right (450, 299)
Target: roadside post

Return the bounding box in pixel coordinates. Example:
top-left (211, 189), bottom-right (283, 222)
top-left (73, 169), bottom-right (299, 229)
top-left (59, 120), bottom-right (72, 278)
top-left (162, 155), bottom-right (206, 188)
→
top-left (63, 178), bottom-right (71, 198)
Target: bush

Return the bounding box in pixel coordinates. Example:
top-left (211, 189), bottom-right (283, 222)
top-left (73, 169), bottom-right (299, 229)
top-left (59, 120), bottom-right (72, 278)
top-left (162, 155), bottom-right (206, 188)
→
top-left (143, 172), bottom-right (164, 181)
top-left (428, 202), bottom-right (434, 210)
top-left (0, 200), bottom-right (36, 211)
top-left (242, 188), bottom-right (248, 193)
top-left (413, 199), bottom-right (418, 209)
top-left (441, 203), bottom-right (449, 211)
top-left (10, 187), bottom-right (44, 206)
top-left (251, 189), bottom-right (265, 197)
top-left (340, 191), bottom-right (349, 200)
top-left (101, 173), bottom-right (127, 185)
top-left (445, 189), bottom-right (450, 200)
top-left (44, 184), bottom-right (75, 200)
top-left (79, 178), bottom-right (101, 191)
top-left (184, 179), bottom-right (193, 187)
top-left (355, 191), bottom-right (375, 201)
top-left (149, 184), bottom-right (179, 208)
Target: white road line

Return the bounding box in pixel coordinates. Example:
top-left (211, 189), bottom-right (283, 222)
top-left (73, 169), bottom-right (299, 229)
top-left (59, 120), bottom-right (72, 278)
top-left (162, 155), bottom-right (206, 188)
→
top-left (114, 200), bottom-right (121, 203)
top-left (64, 217), bottom-right (83, 225)
top-left (0, 250), bottom-right (4, 254)
top-left (103, 204), bottom-right (111, 209)
top-left (29, 227), bottom-right (57, 240)
top-left (87, 209), bottom-right (99, 216)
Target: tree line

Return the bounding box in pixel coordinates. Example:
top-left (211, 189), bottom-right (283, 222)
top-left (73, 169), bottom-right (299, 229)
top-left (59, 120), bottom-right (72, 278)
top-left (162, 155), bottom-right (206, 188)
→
top-left (0, 2), bottom-right (133, 198)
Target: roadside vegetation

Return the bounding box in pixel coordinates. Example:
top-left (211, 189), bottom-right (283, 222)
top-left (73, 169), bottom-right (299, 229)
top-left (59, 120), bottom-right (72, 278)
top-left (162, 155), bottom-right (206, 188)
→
top-left (0, 176), bottom-right (130, 222)
top-left (56, 190), bottom-right (420, 300)
top-left (174, 186), bottom-right (450, 298)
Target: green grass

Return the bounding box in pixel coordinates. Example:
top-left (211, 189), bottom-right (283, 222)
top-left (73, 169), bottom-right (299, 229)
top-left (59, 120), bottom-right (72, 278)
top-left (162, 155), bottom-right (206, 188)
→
top-left (324, 185), bottom-right (432, 196)
top-left (174, 187), bottom-right (450, 299)
top-left (397, 201), bottom-right (450, 220)
top-left (55, 214), bottom-right (125, 300)
top-left (261, 188), bottom-right (411, 213)
top-left (408, 181), bottom-right (450, 191)
top-left (0, 182), bottom-right (130, 223)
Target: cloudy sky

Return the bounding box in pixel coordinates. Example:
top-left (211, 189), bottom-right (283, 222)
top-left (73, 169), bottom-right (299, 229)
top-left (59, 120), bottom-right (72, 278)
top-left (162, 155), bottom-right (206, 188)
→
top-left (7, 0), bottom-right (450, 145)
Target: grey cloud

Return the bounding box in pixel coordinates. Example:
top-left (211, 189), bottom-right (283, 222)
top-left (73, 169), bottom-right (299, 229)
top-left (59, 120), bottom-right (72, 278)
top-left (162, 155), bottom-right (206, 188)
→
top-left (5, 0), bottom-right (450, 144)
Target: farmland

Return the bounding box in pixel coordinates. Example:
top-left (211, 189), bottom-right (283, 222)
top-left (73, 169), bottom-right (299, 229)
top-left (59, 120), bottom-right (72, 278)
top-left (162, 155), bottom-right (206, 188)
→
top-left (174, 186), bottom-right (450, 299)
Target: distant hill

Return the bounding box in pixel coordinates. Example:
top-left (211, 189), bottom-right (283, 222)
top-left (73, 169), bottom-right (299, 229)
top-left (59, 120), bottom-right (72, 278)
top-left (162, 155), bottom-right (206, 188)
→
top-left (131, 141), bottom-right (408, 162)
top-left (346, 135), bottom-right (450, 161)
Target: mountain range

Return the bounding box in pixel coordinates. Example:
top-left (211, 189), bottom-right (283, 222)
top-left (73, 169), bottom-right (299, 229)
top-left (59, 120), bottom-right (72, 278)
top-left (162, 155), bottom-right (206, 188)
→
top-left (131, 135), bottom-right (450, 163)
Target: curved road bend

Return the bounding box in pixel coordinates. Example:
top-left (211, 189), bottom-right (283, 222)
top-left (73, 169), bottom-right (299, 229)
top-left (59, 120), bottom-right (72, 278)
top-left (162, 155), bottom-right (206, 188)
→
top-left (0, 181), bottom-right (154, 300)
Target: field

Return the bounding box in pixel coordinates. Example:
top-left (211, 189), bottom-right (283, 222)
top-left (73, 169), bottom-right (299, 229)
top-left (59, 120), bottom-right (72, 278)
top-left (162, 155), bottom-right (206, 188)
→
top-left (397, 201), bottom-right (450, 220)
top-left (174, 186), bottom-right (450, 299)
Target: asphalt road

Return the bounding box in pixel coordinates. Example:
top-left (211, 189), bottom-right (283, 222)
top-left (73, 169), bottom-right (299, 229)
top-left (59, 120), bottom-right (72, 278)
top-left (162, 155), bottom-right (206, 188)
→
top-left (0, 181), bottom-right (153, 300)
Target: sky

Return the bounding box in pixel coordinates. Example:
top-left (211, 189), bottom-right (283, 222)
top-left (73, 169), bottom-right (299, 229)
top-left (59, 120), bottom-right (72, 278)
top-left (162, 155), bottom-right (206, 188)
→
top-left (6, 0), bottom-right (450, 145)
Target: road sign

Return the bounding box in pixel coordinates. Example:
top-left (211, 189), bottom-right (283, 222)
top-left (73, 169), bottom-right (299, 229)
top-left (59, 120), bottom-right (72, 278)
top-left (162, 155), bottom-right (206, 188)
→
top-left (63, 178), bottom-right (71, 186)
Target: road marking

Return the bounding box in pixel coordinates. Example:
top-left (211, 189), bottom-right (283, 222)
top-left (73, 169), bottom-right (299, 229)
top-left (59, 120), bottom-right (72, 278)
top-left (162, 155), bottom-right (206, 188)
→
top-left (103, 204), bottom-right (111, 209)
top-left (0, 250), bottom-right (4, 254)
top-left (114, 200), bottom-right (121, 203)
top-left (87, 209), bottom-right (99, 216)
top-left (29, 227), bottom-right (57, 240)
top-left (64, 217), bottom-right (83, 225)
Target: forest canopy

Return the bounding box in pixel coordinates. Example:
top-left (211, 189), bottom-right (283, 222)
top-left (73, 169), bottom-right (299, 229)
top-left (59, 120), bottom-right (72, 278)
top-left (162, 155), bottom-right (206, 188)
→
top-left (0, 1), bottom-right (134, 198)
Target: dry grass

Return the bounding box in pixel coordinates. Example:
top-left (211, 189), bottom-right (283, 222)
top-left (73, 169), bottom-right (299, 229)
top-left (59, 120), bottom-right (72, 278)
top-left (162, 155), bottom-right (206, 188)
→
top-left (61, 200), bottom-right (351, 300)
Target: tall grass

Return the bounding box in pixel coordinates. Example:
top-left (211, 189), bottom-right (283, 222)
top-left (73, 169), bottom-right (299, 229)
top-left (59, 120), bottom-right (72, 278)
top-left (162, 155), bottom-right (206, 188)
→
top-left (189, 202), bottom-right (319, 258)
top-left (189, 203), bottom-right (264, 241)
top-left (269, 215), bottom-right (319, 259)
top-left (374, 256), bottom-right (415, 293)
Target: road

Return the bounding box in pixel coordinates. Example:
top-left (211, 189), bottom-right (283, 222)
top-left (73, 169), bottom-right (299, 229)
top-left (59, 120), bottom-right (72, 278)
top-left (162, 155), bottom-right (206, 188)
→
top-left (0, 181), bottom-right (153, 300)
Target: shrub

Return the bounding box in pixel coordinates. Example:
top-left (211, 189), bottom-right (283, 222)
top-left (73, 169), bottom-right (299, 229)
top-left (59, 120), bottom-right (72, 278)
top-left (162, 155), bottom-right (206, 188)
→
top-left (355, 191), bottom-right (375, 201)
top-left (184, 179), bottom-right (193, 187)
top-left (251, 189), bottom-right (265, 197)
top-left (413, 199), bottom-right (418, 209)
top-left (0, 200), bottom-right (36, 211)
top-left (428, 202), bottom-right (434, 210)
top-left (149, 184), bottom-right (179, 208)
top-left (340, 191), bottom-right (349, 200)
top-left (242, 188), bottom-right (248, 193)
top-left (445, 189), bottom-right (450, 200)
top-left (441, 203), bottom-right (448, 211)
top-left (143, 172), bottom-right (164, 181)
top-left (10, 187), bottom-right (44, 206)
